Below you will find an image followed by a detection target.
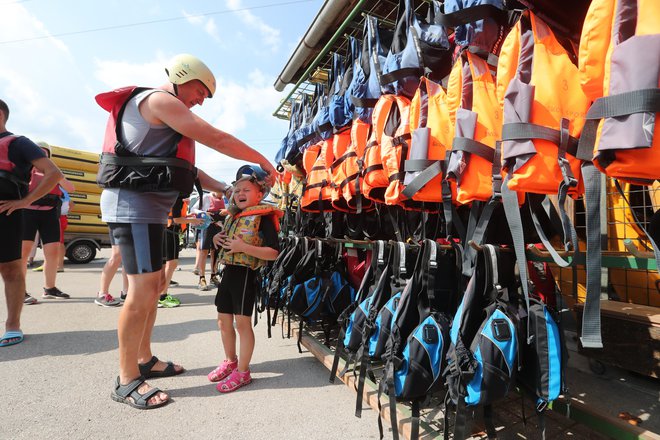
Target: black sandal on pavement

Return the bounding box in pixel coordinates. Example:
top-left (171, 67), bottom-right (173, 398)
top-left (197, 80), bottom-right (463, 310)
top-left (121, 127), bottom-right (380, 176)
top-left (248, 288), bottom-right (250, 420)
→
top-left (110, 376), bottom-right (169, 410)
top-left (138, 355), bottom-right (185, 378)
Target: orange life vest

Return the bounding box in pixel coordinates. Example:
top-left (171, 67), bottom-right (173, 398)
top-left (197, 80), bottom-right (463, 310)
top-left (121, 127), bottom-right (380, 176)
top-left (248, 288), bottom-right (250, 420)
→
top-left (329, 129), bottom-right (353, 212)
top-left (401, 77), bottom-right (455, 203)
top-left (497, 11), bottom-right (590, 198)
top-left (336, 119), bottom-right (373, 212)
top-left (362, 94), bottom-right (411, 204)
top-left (578, 0), bottom-right (660, 184)
top-left (445, 51), bottom-right (502, 205)
top-left (300, 139), bottom-right (333, 212)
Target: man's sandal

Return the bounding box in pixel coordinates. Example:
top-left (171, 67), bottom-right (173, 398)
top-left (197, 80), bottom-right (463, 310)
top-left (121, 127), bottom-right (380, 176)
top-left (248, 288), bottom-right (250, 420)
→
top-left (207, 358), bottom-right (238, 382)
top-left (110, 376), bottom-right (169, 410)
top-left (139, 355), bottom-right (184, 379)
top-left (216, 369), bottom-right (252, 393)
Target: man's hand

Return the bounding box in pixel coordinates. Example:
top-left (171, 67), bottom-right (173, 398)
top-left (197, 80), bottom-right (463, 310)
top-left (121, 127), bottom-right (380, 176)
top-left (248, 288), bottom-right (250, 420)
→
top-left (260, 162), bottom-right (278, 186)
top-left (0, 198), bottom-right (31, 215)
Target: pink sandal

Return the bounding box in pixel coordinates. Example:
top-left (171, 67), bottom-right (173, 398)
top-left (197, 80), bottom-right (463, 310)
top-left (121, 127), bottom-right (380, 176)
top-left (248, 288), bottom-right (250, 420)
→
top-left (216, 369), bottom-right (252, 393)
top-left (207, 358), bottom-right (238, 382)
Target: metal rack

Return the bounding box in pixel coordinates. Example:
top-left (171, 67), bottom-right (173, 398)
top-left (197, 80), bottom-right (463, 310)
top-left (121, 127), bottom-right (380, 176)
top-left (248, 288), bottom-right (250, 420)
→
top-left (273, 0), bottom-right (430, 120)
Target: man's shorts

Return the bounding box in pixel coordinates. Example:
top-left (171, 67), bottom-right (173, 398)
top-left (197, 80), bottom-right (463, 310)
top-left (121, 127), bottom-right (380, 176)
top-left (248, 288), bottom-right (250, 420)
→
top-left (214, 264), bottom-right (257, 316)
top-left (162, 227), bottom-right (180, 262)
top-left (22, 208), bottom-right (61, 244)
top-left (0, 210), bottom-right (23, 263)
top-left (107, 223), bottom-right (165, 275)
top-left (201, 222), bottom-right (222, 251)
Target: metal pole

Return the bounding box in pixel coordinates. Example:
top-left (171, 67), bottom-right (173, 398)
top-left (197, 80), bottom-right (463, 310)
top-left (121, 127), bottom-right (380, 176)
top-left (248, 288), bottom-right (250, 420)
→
top-left (272, 0), bottom-right (369, 117)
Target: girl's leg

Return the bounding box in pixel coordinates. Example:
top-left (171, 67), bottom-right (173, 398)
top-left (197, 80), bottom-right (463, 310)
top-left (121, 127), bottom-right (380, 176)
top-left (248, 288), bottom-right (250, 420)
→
top-left (234, 314), bottom-right (254, 372)
top-left (218, 313), bottom-right (237, 361)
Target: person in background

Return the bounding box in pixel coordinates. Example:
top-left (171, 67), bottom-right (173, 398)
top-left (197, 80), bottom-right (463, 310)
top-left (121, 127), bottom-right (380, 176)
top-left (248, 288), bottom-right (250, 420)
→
top-left (207, 166), bottom-right (281, 393)
top-left (99, 54), bottom-right (275, 409)
top-left (0, 98), bottom-right (64, 347)
top-left (158, 196), bottom-right (203, 308)
top-left (26, 232), bottom-right (39, 269)
top-left (94, 239), bottom-right (125, 307)
top-left (194, 191), bottom-right (225, 290)
top-left (20, 143), bottom-right (75, 300)
top-left (56, 188), bottom-right (73, 272)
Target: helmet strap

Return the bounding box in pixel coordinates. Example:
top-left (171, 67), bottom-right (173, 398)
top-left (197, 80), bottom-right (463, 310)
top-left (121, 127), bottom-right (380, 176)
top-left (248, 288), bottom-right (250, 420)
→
top-left (173, 83), bottom-right (179, 96)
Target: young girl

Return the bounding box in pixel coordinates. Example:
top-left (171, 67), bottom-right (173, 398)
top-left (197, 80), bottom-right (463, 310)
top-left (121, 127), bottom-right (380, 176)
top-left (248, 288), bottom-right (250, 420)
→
top-left (208, 168), bottom-right (281, 392)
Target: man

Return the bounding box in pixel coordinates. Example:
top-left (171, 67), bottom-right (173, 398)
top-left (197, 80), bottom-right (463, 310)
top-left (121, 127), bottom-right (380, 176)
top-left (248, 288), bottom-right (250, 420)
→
top-left (98, 54), bottom-right (276, 409)
top-left (20, 143), bottom-right (75, 300)
top-left (0, 98), bottom-right (64, 347)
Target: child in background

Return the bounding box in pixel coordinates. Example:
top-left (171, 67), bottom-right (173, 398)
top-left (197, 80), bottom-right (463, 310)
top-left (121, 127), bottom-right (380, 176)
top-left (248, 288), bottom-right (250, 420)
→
top-left (208, 166), bottom-right (282, 393)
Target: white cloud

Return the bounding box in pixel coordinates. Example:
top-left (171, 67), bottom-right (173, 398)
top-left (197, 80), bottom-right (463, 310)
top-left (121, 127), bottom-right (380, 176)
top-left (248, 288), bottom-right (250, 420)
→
top-left (225, 0), bottom-right (281, 51)
top-left (182, 10), bottom-right (221, 43)
top-left (0, 4), bottom-right (98, 150)
top-left (93, 57), bottom-right (167, 89)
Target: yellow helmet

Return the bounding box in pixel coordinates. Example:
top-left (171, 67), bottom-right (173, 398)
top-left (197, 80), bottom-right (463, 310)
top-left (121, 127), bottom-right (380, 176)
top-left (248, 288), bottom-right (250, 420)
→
top-left (165, 53), bottom-right (216, 98)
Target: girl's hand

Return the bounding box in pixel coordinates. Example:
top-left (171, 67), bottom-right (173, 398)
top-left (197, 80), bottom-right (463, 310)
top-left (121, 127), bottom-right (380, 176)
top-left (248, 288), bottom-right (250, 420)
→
top-left (212, 231), bottom-right (227, 248)
top-left (0, 198), bottom-right (31, 215)
top-left (221, 237), bottom-right (244, 254)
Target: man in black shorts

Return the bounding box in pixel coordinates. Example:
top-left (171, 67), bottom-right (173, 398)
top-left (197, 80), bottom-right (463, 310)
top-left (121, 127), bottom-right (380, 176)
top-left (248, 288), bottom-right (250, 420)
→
top-left (158, 196), bottom-right (203, 307)
top-left (0, 98), bottom-right (64, 347)
top-left (195, 191), bottom-right (225, 290)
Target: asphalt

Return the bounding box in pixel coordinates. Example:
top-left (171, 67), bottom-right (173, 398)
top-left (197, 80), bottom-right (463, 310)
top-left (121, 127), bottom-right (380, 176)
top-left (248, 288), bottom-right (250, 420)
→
top-left (0, 248), bottom-right (382, 440)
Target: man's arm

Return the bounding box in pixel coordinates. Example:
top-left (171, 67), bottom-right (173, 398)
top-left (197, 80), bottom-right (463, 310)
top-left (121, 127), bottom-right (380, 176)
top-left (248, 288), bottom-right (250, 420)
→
top-left (58, 176), bottom-right (75, 193)
top-left (144, 92), bottom-right (277, 180)
top-left (0, 157), bottom-right (63, 214)
top-left (197, 169), bottom-right (227, 194)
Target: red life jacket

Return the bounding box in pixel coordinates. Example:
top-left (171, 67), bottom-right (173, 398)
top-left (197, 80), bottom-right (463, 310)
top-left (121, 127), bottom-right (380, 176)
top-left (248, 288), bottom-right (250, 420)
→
top-left (0, 135), bottom-right (29, 198)
top-left (95, 86), bottom-right (197, 195)
top-left (28, 167), bottom-right (63, 207)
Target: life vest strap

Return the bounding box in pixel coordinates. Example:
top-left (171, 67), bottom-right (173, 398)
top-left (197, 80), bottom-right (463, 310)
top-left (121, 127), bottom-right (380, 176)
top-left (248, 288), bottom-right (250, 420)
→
top-left (0, 170), bottom-right (29, 188)
top-left (586, 88), bottom-right (660, 121)
top-left (100, 153), bottom-right (195, 171)
top-left (437, 4), bottom-right (510, 28)
top-left (401, 160), bottom-right (443, 199)
top-left (330, 151), bottom-right (357, 172)
top-left (502, 122), bottom-right (579, 157)
top-left (363, 164), bottom-right (383, 174)
top-left (452, 137), bottom-right (495, 163)
top-left (380, 67), bottom-right (424, 86)
top-left (296, 130), bottom-right (319, 149)
top-left (388, 172), bottom-right (405, 183)
top-left (350, 95), bottom-right (379, 108)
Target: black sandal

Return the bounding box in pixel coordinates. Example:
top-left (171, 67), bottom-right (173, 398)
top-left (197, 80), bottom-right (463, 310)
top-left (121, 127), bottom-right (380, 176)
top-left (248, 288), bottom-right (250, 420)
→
top-left (110, 376), bottom-right (169, 410)
top-left (138, 355), bottom-right (185, 378)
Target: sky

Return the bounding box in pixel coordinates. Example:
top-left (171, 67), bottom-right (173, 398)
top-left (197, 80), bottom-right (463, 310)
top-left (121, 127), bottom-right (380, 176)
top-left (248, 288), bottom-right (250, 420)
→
top-left (0, 0), bottom-right (321, 185)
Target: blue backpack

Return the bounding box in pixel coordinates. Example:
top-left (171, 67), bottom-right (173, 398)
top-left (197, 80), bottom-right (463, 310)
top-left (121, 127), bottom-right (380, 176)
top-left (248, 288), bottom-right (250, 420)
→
top-left (331, 241), bottom-right (390, 382)
top-left (444, 244), bottom-right (521, 440)
top-left (381, 239), bottom-right (460, 440)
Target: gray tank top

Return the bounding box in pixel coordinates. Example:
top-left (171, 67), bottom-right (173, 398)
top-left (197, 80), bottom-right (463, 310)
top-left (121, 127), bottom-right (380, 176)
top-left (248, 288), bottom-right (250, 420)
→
top-left (101, 89), bottom-right (180, 224)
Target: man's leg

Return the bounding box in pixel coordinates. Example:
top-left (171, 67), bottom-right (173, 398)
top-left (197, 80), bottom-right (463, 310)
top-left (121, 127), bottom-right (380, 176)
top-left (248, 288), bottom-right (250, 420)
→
top-left (118, 270), bottom-right (168, 406)
top-left (99, 245), bottom-right (122, 295)
top-left (2, 210), bottom-right (27, 343)
top-left (1, 259), bottom-right (25, 340)
top-left (42, 242), bottom-right (59, 289)
top-left (161, 259), bottom-right (178, 296)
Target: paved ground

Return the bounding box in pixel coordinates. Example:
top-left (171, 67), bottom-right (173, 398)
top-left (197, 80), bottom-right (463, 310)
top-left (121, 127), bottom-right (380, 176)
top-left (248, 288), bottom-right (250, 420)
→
top-left (1, 248), bottom-right (383, 440)
top-left (1, 248), bottom-right (658, 440)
